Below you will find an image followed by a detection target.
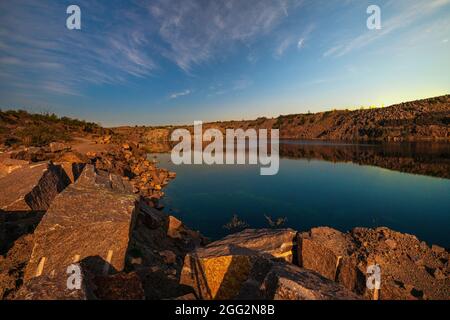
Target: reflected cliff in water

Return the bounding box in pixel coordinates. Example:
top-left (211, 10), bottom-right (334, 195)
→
top-left (279, 141), bottom-right (450, 180)
top-left (147, 140), bottom-right (450, 180)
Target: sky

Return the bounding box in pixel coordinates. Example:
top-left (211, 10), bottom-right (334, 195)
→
top-left (0, 0), bottom-right (449, 126)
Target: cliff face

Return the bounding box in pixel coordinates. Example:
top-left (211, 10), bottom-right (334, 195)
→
top-left (120, 95), bottom-right (450, 143)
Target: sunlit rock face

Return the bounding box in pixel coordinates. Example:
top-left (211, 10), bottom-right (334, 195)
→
top-left (0, 162), bottom-right (71, 212)
top-left (24, 165), bottom-right (138, 290)
top-left (179, 229), bottom-right (359, 300)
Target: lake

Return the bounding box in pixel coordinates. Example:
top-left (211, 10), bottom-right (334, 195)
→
top-left (150, 141), bottom-right (450, 247)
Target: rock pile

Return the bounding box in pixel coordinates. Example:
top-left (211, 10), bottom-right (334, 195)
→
top-left (88, 143), bottom-right (176, 205)
top-left (298, 227), bottom-right (450, 300)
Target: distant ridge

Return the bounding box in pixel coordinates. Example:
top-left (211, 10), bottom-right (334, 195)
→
top-left (114, 95), bottom-right (450, 142)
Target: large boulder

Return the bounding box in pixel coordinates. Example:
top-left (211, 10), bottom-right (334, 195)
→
top-left (298, 227), bottom-right (365, 294)
top-left (180, 229), bottom-right (357, 300)
top-left (260, 263), bottom-right (360, 300)
top-left (24, 165), bottom-right (139, 291)
top-left (0, 162), bottom-right (71, 212)
top-left (206, 229), bottom-right (297, 263)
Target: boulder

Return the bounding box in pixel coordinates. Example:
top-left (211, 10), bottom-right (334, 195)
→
top-left (260, 263), bottom-right (360, 300)
top-left (24, 165), bottom-right (139, 289)
top-left (0, 162), bottom-right (71, 212)
top-left (209, 229), bottom-right (297, 263)
top-left (179, 229), bottom-right (354, 300)
top-left (298, 227), bottom-right (365, 294)
top-left (48, 142), bottom-right (71, 153)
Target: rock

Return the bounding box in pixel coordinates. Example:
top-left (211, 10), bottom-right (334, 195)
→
top-left (160, 250), bottom-right (177, 265)
top-left (298, 227), bottom-right (364, 294)
top-left (11, 147), bottom-right (48, 162)
top-left (167, 216), bottom-right (184, 239)
top-left (0, 162), bottom-right (71, 212)
top-left (24, 165), bottom-right (138, 289)
top-left (180, 229), bottom-right (360, 300)
top-left (0, 158), bottom-right (28, 178)
top-left (130, 257), bottom-right (142, 265)
top-left (210, 229), bottom-right (297, 263)
top-left (260, 263), bottom-right (360, 300)
top-left (385, 239), bottom-right (397, 249)
top-left (14, 272), bottom-right (90, 300)
top-left (180, 245), bottom-right (264, 300)
top-left (0, 234), bottom-right (34, 299)
top-left (139, 198), bottom-right (166, 229)
top-left (431, 245), bottom-right (445, 255)
top-left (48, 142), bottom-right (70, 153)
top-left (91, 272), bottom-right (145, 300)
top-left (179, 229), bottom-right (299, 300)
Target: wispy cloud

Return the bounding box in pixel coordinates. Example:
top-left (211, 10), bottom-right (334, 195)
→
top-left (0, 0), bottom-right (303, 97)
top-left (144, 0), bottom-right (303, 71)
top-left (274, 23), bottom-right (314, 57)
top-left (170, 89), bottom-right (191, 99)
top-left (324, 0), bottom-right (450, 57)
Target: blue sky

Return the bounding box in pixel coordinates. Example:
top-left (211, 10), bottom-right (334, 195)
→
top-left (0, 0), bottom-right (449, 126)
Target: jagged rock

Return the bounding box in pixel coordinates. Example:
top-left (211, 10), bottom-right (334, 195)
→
top-left (260, 263), bottom-right (360, 300)
top-left (298, 227), bottom-right (365, 294)
top-left (24, 165), bottom-right (138, 289)
top-left (179, 231), bottom-right (293, 300)
top-left (209, 229), bottom-right (297, 263)
top-left (180, 229), bottom-right (360, 300)
top-left (167, 216), bottom-right (184, 239)
top-left (139, 199), bottom-right (166, 229)
top-left (0, 162), bottom-right (71, 212)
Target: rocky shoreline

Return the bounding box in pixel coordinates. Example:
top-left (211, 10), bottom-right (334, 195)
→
top-left (0, 140), bottom-right (449, 300)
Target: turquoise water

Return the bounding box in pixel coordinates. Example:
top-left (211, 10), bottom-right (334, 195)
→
top-left (152, 142), bottom-right (450, 247)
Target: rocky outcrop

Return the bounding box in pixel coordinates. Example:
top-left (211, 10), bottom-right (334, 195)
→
top-left (298, 227), bottom-right (450, 300)
top-left (24, 165), bottom-right (138, 288)
top-left (0, 161), bottom-right (71, 255)
top-left (180, 229), bottom-right (358, 300)
top-left (88, 143), bottom-right (176, 204)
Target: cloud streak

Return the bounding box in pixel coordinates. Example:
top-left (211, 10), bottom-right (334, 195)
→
top-left (170, 89), bottom-right (191, 99)
top-left (324, 0), bottom-right (450, 57)
top-left (0, 0), bottom-right (303, 97)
